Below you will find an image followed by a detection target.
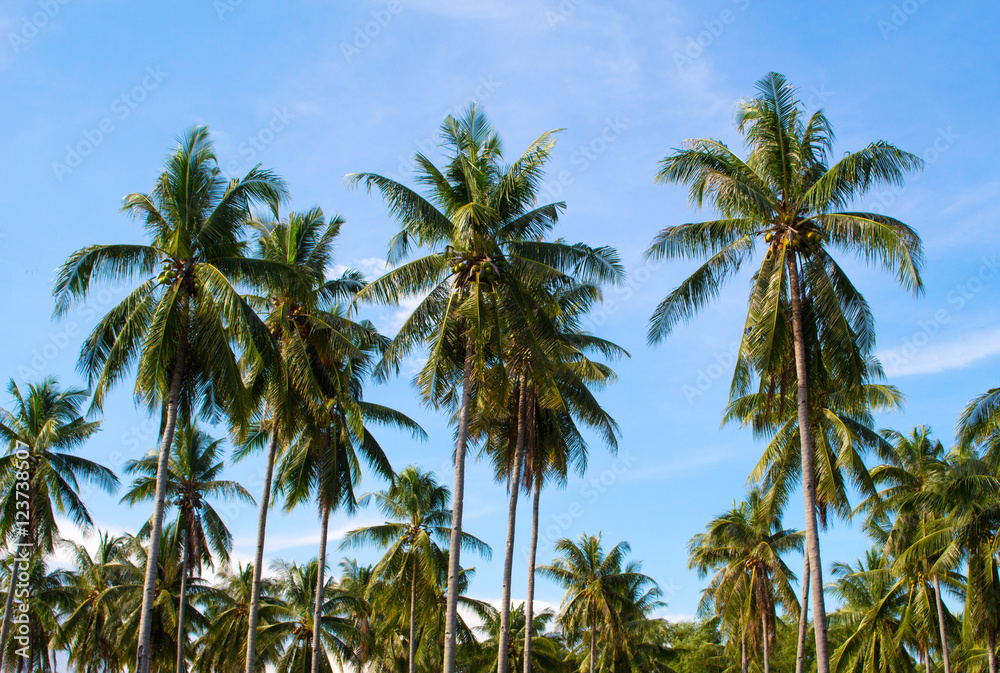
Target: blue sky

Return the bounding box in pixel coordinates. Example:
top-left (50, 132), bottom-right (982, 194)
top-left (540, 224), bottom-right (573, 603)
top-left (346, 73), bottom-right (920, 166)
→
top-left (1, 0), bottom-right (999, 621)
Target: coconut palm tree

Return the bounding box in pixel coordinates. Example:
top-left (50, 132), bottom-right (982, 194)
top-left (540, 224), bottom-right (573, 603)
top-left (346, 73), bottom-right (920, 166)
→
top-left (863, 427), bottom-right (962, 673)
top-left (267, 559), bottom-right (363, 673)
top-left (463, 606), bottom-right (567, 673)
top-left (689, 489), bottom-right (802, 673)
top-left (340, 467), bottom-right (490, 673)
top-left (540, 534), bottom-right (659, 673)
top-left (0, 556), bottom-right (72, 673)
top-left (239, 206), bottom-right (380, 673)
top-left (52, 126), bottom-right (287, 673)
top-left (724, 349), bottom-right (903, 673)
top-left (351, 104), bottom-right (623, 673)
top-left (829, 550), bottom-right (915, 673)
top-left (57, 532), bottom-right (137, 673)
top-left (0, 377), bottom-right (119, 661)
top-left (121, 421), bottom-right (255, 673)
top-left (645, 72), bottom-right (924, 673)
top-left (192, 564), bottom-right (285, 673)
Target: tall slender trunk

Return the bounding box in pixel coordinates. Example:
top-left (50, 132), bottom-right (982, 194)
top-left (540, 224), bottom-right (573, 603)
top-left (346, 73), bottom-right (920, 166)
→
top-left (786, 257), bottom-right (830, 673)
top-left (923, 644), bottom-right (931, 673)
top-left (988, 629), bottom-right (997, 673)
top-left (137, 307), bottom-right (188, 673)
top-left (933, 575), bottom-right (951, 673)
top-left (409, 551), bottom-right (418, 673)
top-left (795, 558), bottom-right (810, 673)
top-left (762, 614), bottom-right (770, 673)
top-left (176, 527), bottom-right (191, 673)
top-left (589, 608), bottom-right (597, 673)
top-left (741, 634), bottom-right (748, 673)
top-left (498, 378), bottom-right (529, 673)
top-left (311, 501), bottom-right (331, 673)
top-left (0, 532), bottom-right (29, 664)
top-left (245, 423), bottom-right (281, 673)
top-left (442, 341), bottom-right (475, 673)
top-left (522, 478), bottom-right (541, 673)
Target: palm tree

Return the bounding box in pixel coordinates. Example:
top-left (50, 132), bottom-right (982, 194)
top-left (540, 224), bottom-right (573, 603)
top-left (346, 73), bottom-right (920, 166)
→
top-left (863, 427), bottom-right (961, 673)
top-left (724, 350), bottom-right (903, 673)
top-left (239, 206), bottom-right (382, 673)
top-left (689, 490), bottom-right (802, 673)
top-left (192, 564), bottom-right (285, 673)
top-left (645, 72), bottom-right (924, 673)
top-left (351, 104), bottom-right (623, 673)
top-left (464, 606), bottom-right (567, 673)
top-left (340, 467), bottom-right (490, 673)
top-left (0, 377), bottom-right (119, 661)
top-left (540, 534), bottom-right (659, 673)
top-left (57, 532), bottom-right (135, 673)
top-left (53, 126), bottom-right (287, 673)
top-left (268, 559), bottom-right (362, 673)
top-left (0, 556), bottom-right (72, 673)
top-left (121, 421), bottom-right (255, 673)
top-left (479, 279), bottom-right (625, 673)
top-left (829, 550), bottom-right (915, 673)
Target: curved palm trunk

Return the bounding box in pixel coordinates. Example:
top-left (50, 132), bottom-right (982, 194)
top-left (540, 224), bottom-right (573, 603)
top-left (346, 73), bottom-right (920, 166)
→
top-left (443, 341), bottom-right (475, 673)
top-left (933, 575), bottom-right (951, 673)
top-left (311, 502), bottom-right (331, 673)
top-left (0, 532), bottom-right (28, 665)
top-left (795, 558), bottom-right (810, 673)
top-left (498, 379), bottom-right (529, 673)
top-left (245, 423), bottom-right (281, 673)
top-left (137, 310), bottom-right (188, 673)
top-left (786, 257), bottom-right (830, 673)
top-left (522, 478), bottom-right (541, 673)
top-left (176, 528), bottom-right (191, 673)
top-left (409, 552), bottom-right (418, 673)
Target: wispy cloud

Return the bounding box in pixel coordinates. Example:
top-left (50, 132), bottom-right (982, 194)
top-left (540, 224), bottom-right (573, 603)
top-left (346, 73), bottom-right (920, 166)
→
top-left (881, 327), bottom-right (1000, 377)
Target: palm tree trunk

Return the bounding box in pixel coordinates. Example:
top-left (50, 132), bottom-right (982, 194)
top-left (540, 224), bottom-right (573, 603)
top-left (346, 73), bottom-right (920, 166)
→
top-left (786, 257), bottom-right (831, 673)
top-left (0, 532), bottom-right (28, 666)
top-left (443, 341), bottom-right (475, 673)
top-left (923, 644), bottom-right (930, 673)
top-left (409, 552), bottom-right (418, 673)
top-left (137, 309), bottom-right (187, 673)
top-left (589, 608), bottom-right (597, 673)
top-left (933, 575), bottom-right (951, 673)
top-left (795, 557), bottom-right (810, 673)
top-left (311, 501), bottom-right (331, 673)
top-left (988, 629), bottom-right (998, 673)
top-left (176, 527), bottom-right (191, 673)
top-left (498, 378), bottom-right (529, 673)
top-left (245, 422), bottom-right (281, 673)
top-left (762, 614), bottom-right (770, 673)
top-left (523, 477), bottom-right (541, 673)
top-left (741, 634), bottom-right (748, 673)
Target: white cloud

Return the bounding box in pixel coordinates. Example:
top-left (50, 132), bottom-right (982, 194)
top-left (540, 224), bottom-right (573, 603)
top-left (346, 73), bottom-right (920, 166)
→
top-left (881, 327), bottom-right (1000, 378)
